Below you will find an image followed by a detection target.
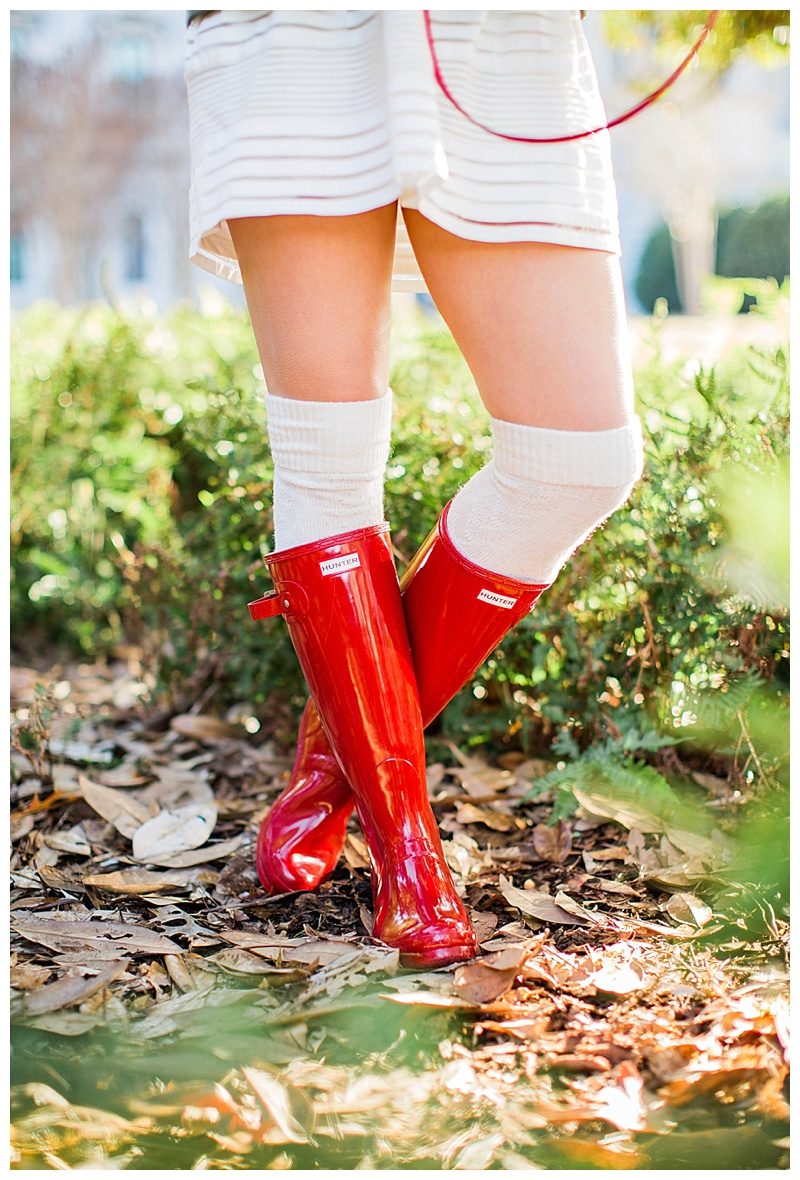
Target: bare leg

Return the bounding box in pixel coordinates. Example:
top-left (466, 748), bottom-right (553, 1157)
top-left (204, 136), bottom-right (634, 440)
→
top-left (401, 209), bottom-right (634, 429)
top-left (228, 202), bottom-right (398, 400)
top-left (235, 208), bottom-right (400, 900)
top-left (234, 206), bottom-right (476, 965)
top-left (229, 205), bottom-right (400, 548)
top-left (400, 209), bottom-right (642, 585)
top-left (250, 209), bottom-right (640, 906)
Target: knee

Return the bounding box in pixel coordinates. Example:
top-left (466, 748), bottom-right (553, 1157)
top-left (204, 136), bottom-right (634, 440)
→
top-left (265, 360), bottom-right (387, 402)
top-left (446, 416), bottom-right (644, 583)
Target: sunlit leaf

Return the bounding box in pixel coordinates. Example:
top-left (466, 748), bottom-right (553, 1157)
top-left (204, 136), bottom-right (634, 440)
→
top-left (497, 876), bottom-right (589, 926)
top-left (665, 892), bottom-right (714, 927)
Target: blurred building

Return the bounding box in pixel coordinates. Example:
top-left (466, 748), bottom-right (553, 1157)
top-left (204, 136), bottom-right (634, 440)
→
top-left (10, 10), bottom-right (789, 313)
top-left (10, 9), bottom-right (235, 310)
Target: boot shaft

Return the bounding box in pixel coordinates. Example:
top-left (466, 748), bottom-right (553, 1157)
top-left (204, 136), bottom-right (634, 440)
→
top-left (402, 500), bottom-right (549, 725)
top-left (250, 524), bottom-right (435, 851)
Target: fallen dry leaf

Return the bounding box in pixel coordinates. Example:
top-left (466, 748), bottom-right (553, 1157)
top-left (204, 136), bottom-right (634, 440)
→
top-left (426, 762), bottom-right (447, 793)
top-left (591, 878), bottom-right (638, 896)
top-left (454, 802), bottom-right (518, 832)
top-left (664, 825), bottom-right (732, 862)
top-left (210, 948), bottom-right (312, 979)
top-left (691, 770), bottom-right (734, 798)
top-left (95, 763), bottom-right (153, 788)
top-left (470, 910), bottom-right (499, 945)
top-left (20, 961), bottom-right (129, 1016)
top-left (10, 814), bottom-right (35, 843)
top-left (497, 876), bottom-right (589, 926)
top-left (639, 859), bottom-right (710, 889)
top-left (35, 862), bottom-right (88, 893)
top-left (43, 824), bottom-right (92, 857)
top-left (586, 959), bottom-right (650, 996)
top-left (590, 846), bottom-right (632, 862)
top-left (445, 746), bottom-right (514, 797)
top-left (453, 944), bottom-right (530, 1004)
top-left (82, 868), bottom-right (195, 896)
top-left (21, 1011), bottom-right (105, 1037)
top-left (518, 953), bottom-right (561, 989)
top-left (10, 963), bottom-right (52, 990)
top-left (572, 785), bottom-right (665, 834)
top-left (170, 714), bottom-right (242, 743)
top-left (380, 990), bottom-right (483, 1011)
top-left (11, 914), bottom-right (183, 956)
top-left (11, 1098), bottom-right (148, 1147)
top-left (665, 892), bottom-right (714, 927)
top-left (218, 932), bottom-right (370, 968)
top-left (531, 819), bottom-right (572, 863)
top-left (142, 835), bottom-right (244, 869)
top-left (132, 793), bottom-right (217, 862)
top-left (574, 790), bottom-right (733, 871)
top-left (627, 917), bottom-right (701, 939)
top-left (130, 985), bottom-right (255, 1040)
top-left (342, 832), bottom-right (370, 871)
top-left (78, 775), bottom-right (151, 840)
top-left (552, 890), bottom-right (609, 925)
top-left (163, 953), bottom-right (216, 994)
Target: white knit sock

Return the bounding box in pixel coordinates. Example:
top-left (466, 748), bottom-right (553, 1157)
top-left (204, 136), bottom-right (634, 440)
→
top-left (446, 416), bottom-right (644, 584)
top-left (266, 389), bottom-right (393, 550)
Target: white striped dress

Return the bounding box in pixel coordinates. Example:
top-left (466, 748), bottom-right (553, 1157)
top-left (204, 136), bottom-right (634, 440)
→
top-left (185, 9), bottom-right (620, 293)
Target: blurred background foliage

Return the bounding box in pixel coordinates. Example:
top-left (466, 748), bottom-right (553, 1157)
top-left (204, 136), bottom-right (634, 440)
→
top-left (636, 195), bottom-right (789, 314)
top-left (604, 10), bottom-right (790, 73)
top-left (10, 283), bottom-right (789, 903)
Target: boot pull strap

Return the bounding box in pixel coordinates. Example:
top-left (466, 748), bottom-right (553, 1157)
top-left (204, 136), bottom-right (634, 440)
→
top-left (248, 582), bottom-right (310, 622)
top-left (248, 592), bottom-right (283, 621)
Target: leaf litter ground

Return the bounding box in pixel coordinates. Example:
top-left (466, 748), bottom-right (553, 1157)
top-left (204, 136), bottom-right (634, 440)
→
top-left (10, 659), bottom-right (789, 1170)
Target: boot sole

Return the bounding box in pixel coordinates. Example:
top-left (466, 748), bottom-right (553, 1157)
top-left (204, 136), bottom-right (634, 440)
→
top-left (398, 944), bottom-right (477, 970)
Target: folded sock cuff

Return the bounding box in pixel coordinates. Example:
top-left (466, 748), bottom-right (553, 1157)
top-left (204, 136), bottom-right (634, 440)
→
top-left (491, 414), bottom-right (644, 488)
top-left (266, 388), bottom-right (393, 475)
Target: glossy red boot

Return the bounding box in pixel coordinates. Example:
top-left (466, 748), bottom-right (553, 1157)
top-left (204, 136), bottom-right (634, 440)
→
top-left (254, 700), bottom-right (353, 894)
top-left (401, 500), bottom-right (549, 721)
top-left (248, 523), bottom-right (477, 969)
top-left (251, 503), bottom-right (549, 896)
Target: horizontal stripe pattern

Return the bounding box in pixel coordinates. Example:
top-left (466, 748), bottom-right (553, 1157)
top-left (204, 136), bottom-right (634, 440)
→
top-left (185, 10), bottom-right (620, 292)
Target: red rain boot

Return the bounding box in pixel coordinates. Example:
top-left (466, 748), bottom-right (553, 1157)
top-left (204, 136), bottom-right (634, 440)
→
top-left (254, 701), bottom-right (353, 894)
top-left (251, 502), bottom-right (548, 895)
top-left (248, 523), bottom-right (477, 969)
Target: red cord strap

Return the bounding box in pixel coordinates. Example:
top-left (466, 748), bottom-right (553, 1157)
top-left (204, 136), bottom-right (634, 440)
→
top-left (423, 10), bottom-right (720, 143)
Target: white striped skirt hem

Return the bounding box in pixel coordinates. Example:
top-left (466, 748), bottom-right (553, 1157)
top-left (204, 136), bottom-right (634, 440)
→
top-left (185, 10), bottom-right (621, 294)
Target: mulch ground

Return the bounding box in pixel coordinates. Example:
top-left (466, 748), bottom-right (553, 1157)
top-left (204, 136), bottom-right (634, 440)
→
top-left (10, 657), bottom-right (789, 1170)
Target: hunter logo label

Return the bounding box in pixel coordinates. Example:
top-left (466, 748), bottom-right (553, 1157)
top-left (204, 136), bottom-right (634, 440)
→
top-left (320, 553), bottom-right (361, 577)
top-left (477, 588), bottom-right (518, 610)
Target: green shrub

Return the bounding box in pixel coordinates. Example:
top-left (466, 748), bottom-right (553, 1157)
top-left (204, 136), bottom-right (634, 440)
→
top-left (716, 195), bottom-right (790, 285)
top-left (634, 221), bottom-right (682, 314)
top-left (634, 194), bottom-right (790, 314)
top-left (10, 296), bottom-right (789, 759)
